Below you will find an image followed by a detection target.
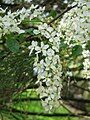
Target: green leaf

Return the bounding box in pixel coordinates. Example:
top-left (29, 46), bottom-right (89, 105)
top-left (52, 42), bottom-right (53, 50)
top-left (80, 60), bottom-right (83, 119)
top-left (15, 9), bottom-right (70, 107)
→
top-left (22, 18), bottom-right (31, 25)
top-left (25, 28), bottom-right (34, 35)
top-left (29, 18), bottom-right (41, 24)
top-left (86, 40), bottom-right (90, 50)
top-left (49, 10), bottom-right (57, 18)
top-left (22, 18), bottom-right (41, 26)
top-left (72, 45), bottom-right (82, 57)
top-left (6, 36), bottom-right (19, 53)
top-left (16, 33), bottom-right (25, 42)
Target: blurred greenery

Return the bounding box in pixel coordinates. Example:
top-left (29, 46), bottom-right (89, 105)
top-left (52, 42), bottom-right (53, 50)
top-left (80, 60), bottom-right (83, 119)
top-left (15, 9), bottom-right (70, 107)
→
top-left (0, 89), bottom-right (79, 120)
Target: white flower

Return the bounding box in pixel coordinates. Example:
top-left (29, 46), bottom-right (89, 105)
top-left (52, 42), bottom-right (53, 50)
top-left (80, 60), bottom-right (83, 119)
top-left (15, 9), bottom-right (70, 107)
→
top-left (0, 7), bottom-right (7, 13)
top-left (44, 57), bottom-right (54, 71)
top-left (66, 71), bottom-right (73, 76)
top-left (47, 27), bottom-right (53, 33)
top-left (83, 58), bottom-right (90, 70)
top-left (38, 23), bottom-right (48, 30)
top-left (37, 84), bottom-right (47, 98)
top-left (30, 4), bottom-right (38, 10)
top-left (25, 0), bottom-right (32, 3)
top-left (45, 78), bottom-right (51, 86)
top-left (33, 30), bottom-right (40, 35)
top-left (52, 45), bottom-right (59, 52)
top-left (35, 42), bottom-right (49, 55)
top-left (82, 70), bottom-right (90, 79)
top-left (51, 31), bottom-right (57, 37)
top-left (43, 31), bottom-right (51, 38)
top-left (52, 55), bottom-right (60, 64)
top-left (28, 41), bottom-right (38, 55)
top-left (82, 50), bottom-right (90, 58)
top-left (41, 98), bottom-right (52, 111)
top-left (49, 38), bottom-right (54, 42)
top-left (33, 59), bottom-right (45, 74)
top-left (46, 48), bottom-right (55, 57)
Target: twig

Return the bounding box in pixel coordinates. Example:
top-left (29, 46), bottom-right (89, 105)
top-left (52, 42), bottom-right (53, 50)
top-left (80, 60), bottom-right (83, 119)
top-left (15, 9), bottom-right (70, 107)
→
top-left (10, 113), bottom-right (20, 120)
top-left (73, 84), bottom-right (90, 92)
top-left (48, 4), bottom-right (77, 25)
top-left (13, 97), bottom-right (90, 103)
top-left (60, 102), bottom-right (73, 114)
top-left (0, 3), bottom-right (19, 7)
top-left (67, 76), bottom-right (90, 82)
top-left (2, 107), bottom-right (90, 117)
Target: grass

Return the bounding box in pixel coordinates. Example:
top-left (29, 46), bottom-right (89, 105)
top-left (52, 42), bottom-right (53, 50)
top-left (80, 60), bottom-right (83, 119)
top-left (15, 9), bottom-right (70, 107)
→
top-left (8, 90), bottom-right (79, 120)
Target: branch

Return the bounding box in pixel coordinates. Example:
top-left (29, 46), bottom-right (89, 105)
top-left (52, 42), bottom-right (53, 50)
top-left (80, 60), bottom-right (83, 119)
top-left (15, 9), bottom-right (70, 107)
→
top-left (0, 3), bottom-right (19, 7)
top-left (2, 107), bottom-right (90, 117)
top-left (73, 84), bottom-right (90, 92)
top-left (13, 97), bottom-right (90, 103)
top-left (68, 76), bottom-right (90, 82)
top-left (10, 113), bottom-right (20, 120)
top-left (48, 4), bottom-right (77, 25)
top-left (61, 97), bottom-right (90, 103)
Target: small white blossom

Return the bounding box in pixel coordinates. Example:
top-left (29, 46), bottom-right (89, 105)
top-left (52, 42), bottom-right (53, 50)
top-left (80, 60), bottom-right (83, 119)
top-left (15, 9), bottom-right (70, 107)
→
top-left (46, 48), bottom-right (55, 57)
top-left (35, 42), bottom-right (49, 55)
top-left (82, 50), bottom-right (90, 58)
top-left (28, 41), bottom-right (38, 55)
top-left (83, 58), bottom-right (90, 70)
top-left (33, 30), bottom-right (40, 35)
top-left (33, 59), bottom-right (45, 74)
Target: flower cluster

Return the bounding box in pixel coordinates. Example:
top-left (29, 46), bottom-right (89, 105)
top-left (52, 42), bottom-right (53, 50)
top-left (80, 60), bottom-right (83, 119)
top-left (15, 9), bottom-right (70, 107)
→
top-left (58, 0), bottom-right (90, 46)
top-left (28, 23), bottom-right (62, 111)
top-left (0, 4), bottom-right (45, 39)
top-left (82, 49), bottom-right (90, 78)
top-left (0, 10), bottom-right (25, 39)
top-left (57, 0), bottom-right (90, 78)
